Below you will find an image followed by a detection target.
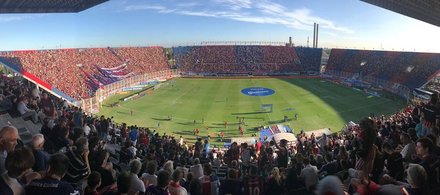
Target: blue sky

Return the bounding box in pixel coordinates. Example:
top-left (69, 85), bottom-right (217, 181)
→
top-left (0, 0), bottom-right (439, 52)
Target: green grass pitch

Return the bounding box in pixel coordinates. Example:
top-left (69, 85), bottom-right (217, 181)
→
top-left (98, 78), bottom-right (406, 144)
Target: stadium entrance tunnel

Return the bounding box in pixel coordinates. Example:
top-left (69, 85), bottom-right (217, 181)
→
top-left (241, 87), bottom-right (275, 96)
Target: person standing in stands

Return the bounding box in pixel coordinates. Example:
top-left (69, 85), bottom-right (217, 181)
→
top-left (200, 164), bottom-right (220, 195)
top-left (273, 138), bottom-right (288, 168)
top-left (129, 126), bottom-right (139, 146)
top-left (99, 115), bottom-right (109, 141)
top-left (421, 94), bottom-right (440, 136)
top-left (168, 169), bottom-right (187, 195)
top-left (0, 125), bottom-right (19, 174)
top-left (243, 166), bottom-right (264, 195)
top-left (26, 153), bottom-right (78, 195)
top-left (220, 168), bottom-right (241, 195)
top-left (64, 137), bottom-right (91, 191)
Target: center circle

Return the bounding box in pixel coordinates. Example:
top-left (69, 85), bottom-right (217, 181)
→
top-left (241, 87), bottom-right (275, 96)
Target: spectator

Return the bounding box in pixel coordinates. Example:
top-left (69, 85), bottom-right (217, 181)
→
top-left (319, 153), bottom-right (339, 176)
top-left (265, 167), bottom-right (283, 195)
top-left (168, 169), bottom-right (187, 195)
top-left (415, 137), bottom-right (437, 188)
top-left (112, 171), bottom-right (132, 195)
top-left (382, 142), bottom-right (404, 181)
top-left (400, 133), bottom-right (416, 162)
top-left (405, 164), bottom-right (428, 195)
top-left (243, 166), bottom-right (262, 195)
top-left (273, 138), bottom-right (288, 168)
top-left (189, 178), bottom-right (203, 195)
top-left (190, 158), bottom-right (203, 179)
top-left (315, 175), bottom-right (346, 195)
top-left (85, 171), bottom-right (101, 195)
top-left (0, 125), bottom-right (19, 174)
top-left (141, 160), bottom-right (158, 187)
top-left (17, 96), bottom-right (40, 123)
top-left (31, 134), bottom-right (50, 173)
top-left (0, 147), bottom-right (35, 195)
top-left (128, 159), bottom-right (145, 194)
top-left (200, 163), bottom-right (220, 195)
top-left (240, 143), bottom-right (251, 174)
top-left (299, 157), bottom-right (318, 191)
top-left (64, 137), bottom-right (91, 188)
top-left (99, 115), bottom-right (109, 141)
top-left (26, 153), bottom-right (78, 195)
top-left (145, 170), bottom-right (171, 195)
top-left (129, 126), bottom-right (138, 146)
top-left (161, 160), bottom-right (174, 175)
top-left (220, 168), bottom-right (241, 195)
top-left (92, 149), bottom-right (116, 191)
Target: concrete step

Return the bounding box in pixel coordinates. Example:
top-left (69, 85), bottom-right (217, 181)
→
top-left (9, 117), bottom-right (26, 129)
top-left (0, 113), bottom-right (13, 121)
top-left (18, 127), bottom-right (28, 135)
top-left (23, 120), bottom-right (41, 135)
top-left (20, 132), bottom-right (33, 145)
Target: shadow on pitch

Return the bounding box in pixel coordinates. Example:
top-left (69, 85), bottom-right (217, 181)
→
top-left (231, 111), bottom-right (270, 115)
top-left (151, 117), bottom-right (172, 121)
top-left (176, 122), bottom-right (196, 126)
top-left (116, 111), bottom-right (129, 115)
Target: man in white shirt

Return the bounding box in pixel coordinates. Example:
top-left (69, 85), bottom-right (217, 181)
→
top-left (190, 158), bottom-right (203, 179)
top-left (317, 134), bottom-right (329, 154)
top-left (128, 159), bottom-right (145, 194)
top-left (17, 97), bottom-right (39, 123)
top-left (300, 158), bottom-right (319, 191)
top-left (141, 161), bottom-right (158, 187)
top-left (400, 133), bottom-right (415, 161)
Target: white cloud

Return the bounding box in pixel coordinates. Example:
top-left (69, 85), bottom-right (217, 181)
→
top-left (124, 5), bottom-right (177, 14)
top-left (123, 0), bottom-right (353, 33)
top-left (0, 15), bottom-right (33, 23)
top-left (213, 0), bottom-right (252, 10)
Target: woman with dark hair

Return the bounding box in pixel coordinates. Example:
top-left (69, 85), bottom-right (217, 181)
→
top-left (350, 118), bottom-right (379, 194)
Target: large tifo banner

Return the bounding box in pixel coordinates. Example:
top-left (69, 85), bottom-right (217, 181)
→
top-left (259, 124), bottom-right (293, 142)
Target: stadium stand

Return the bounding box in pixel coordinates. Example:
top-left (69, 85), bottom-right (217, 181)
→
top-left (326, 49), bottom-right (440, 89)
top-left (174, 45), bottom-right (322, 75)
top-left (2, 46), bottom-right (440, 194)
top-left (295, 47), bottom-right (323, 72)
top-left (0, 47), bottom-right (170, 100)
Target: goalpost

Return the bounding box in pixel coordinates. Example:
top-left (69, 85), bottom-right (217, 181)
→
top-left (260, 104), bottom-right (273, 113)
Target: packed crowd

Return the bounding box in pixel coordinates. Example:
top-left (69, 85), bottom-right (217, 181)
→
top-left (2, 72), bottom-right (440, 195)
top-left (0, 47), bottom-right (170, 99)
top-left (295, 47), bottom-right (323, 72)
top-left (173, 46), bottom-right (321, 74)
top-left (326, 49), bottom-right (440, 89)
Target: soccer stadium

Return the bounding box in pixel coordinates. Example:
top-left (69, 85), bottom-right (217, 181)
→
top-left (0, 0), bottom-right (440, 195)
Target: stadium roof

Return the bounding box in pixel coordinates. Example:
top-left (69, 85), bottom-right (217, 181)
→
top-left (361, 0), bottom-right (440, 27)
top-left (0, 0), bottom-right (108, 13)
